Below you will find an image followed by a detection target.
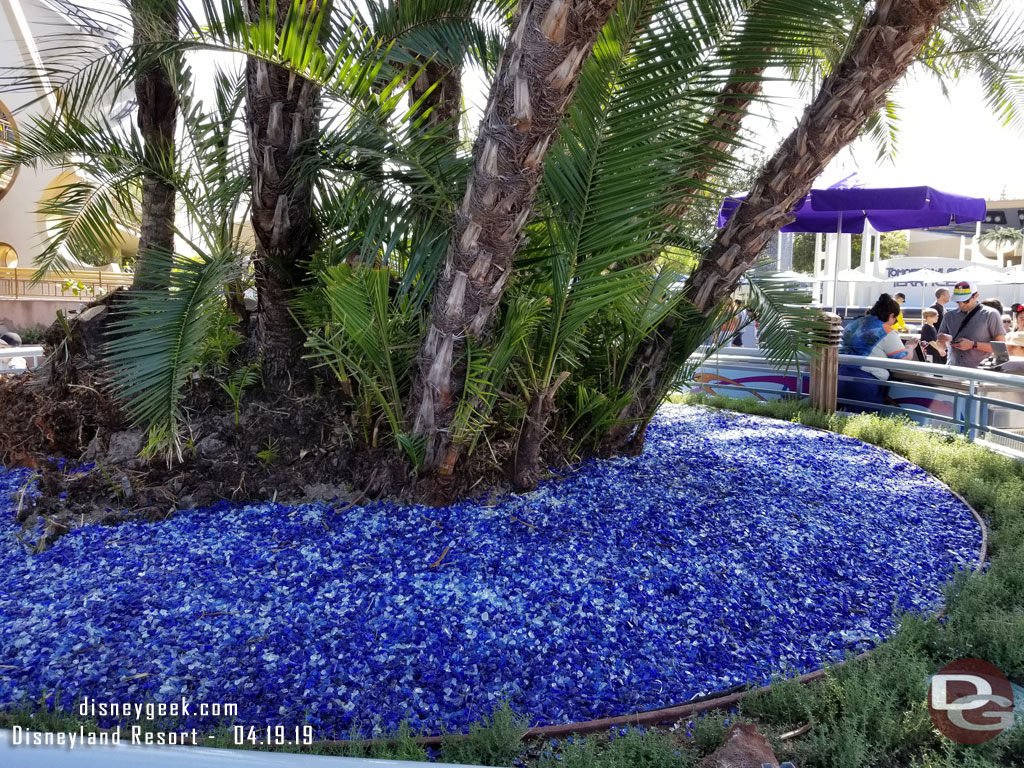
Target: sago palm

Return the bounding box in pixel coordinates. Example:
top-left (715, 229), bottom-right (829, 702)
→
top-left (131, 0), bottom-right (181, 290)
top-left (3, 0), bottom-right (1024, 494)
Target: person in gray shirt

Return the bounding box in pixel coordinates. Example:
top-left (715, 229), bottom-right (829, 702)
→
top-left (936, 280), bottom-right (1006, 368)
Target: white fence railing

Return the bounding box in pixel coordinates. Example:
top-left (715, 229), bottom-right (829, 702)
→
top-left (0, 345), bottom-right (45, 374)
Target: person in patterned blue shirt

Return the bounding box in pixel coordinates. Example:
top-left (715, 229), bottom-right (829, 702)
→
top-left (839, 293), bottom-right (912, 406)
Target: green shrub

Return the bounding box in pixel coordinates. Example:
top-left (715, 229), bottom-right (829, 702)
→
top-left (439, 701), bottom-right (530, 766)
top-left (12, 324), bottom-right (47, 345)
top-left (541, 728), bottom-right (694, 768)
top-left (690, 711), bottom-right (743, 756)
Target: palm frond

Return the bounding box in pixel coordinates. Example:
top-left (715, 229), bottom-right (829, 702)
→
top-left (106, 250), bottom-right (239, 457)
top-left (338, 0), bottom-right (510, 75)
top-left (921, 0), bottom-right (1024, 133)
top-left (302, 265), bottom-right (422, 445)
top-left (0, 113), bottom-right (147, 279)
top-left (744, 273), bottom-right (826, 371)
top-left (449, 296), bottom-right (547, 450)
top-left (656, 300), bottom-right (736, 397)
top-left (861, 95), bottom-right (901, 164)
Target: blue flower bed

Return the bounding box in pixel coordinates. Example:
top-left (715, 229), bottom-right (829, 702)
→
top-left (0, 406), bottom-right (978, 738)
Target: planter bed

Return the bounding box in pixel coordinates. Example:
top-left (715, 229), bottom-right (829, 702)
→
top-left (0, 405), bottom-right (980, 739)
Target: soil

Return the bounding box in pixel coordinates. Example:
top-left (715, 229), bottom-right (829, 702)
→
top-left (1, 369), bottom-right (403, 546)
top-left (0, 293), bottom-right (582, 548)
top-left (0, 366), bottom-right (526, 551)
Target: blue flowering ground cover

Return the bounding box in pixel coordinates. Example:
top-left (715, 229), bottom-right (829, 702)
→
top-left (0, 405), bottom-right (979, 738)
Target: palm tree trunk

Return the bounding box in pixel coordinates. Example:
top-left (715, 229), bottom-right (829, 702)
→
top-left (409, 60), bottom-right (463, 153)
top-left (408, 0), bottom-right (622, 475)
top-left (130, 0), bottom-right (178, 291)
top-left (243, 1), bottom-right (323, 389)
top-left (612, 0), bottom-right (950, 453)
top-left (687, 0), bottom-right (948, 313)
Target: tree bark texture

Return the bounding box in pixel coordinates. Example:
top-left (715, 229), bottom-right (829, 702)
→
top-left (130, 0), bottom-right (178, 291)
top-left (511, 370), bottom-right (569, 490)
top-left (685, 0), bottom-right (949, 314)
top-left (409, 0), bottom-right (622, 474)
top-left (610, 0), bottom-right (951, 453)
top-left (243, 0), bottom-right (323, 389)
top-left (409, 59), bottom-right (463, 151)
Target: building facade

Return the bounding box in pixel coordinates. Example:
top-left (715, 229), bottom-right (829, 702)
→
top-left (1, 0), bottom-right (132, 330)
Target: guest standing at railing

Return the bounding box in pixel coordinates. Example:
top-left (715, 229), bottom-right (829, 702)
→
top-left (892, 293), bottom-right (909, 333)
top-left (936, 281), bottom-right (1005, 369)
top-left (930, 288), bottom-right (950, 327)
top-left (838, 294), bottom-right (914, 406)
top-left (1005, 332), bottom-right (1024, 374)
top-left (1011, 302), bottom-right (1024, 332)
top-left (919, 308), bottom-right (946, 364)
top-left (731, 300), bottom-right (747, 347)
top-left (981, 297), bottom-right (1004, 316)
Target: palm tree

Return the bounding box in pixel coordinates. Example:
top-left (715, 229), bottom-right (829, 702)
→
top-left (407, 0), bottom-right (632, 475)
top-left (5, 0), bottom-right (1024, 493)
top-left (689, 0), bottom-right (950, 312)
top-left (242, 0), bottom-right (328, 389)
top-left (979, 227), bottom-right (1024, 260)
top-left (130, 0), bottom-right (180, 290)
top-left (603, 0), bottom-right (965, 454)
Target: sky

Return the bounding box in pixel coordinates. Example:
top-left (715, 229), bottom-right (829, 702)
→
top-left (73, 0), bottom-right (1024, 203)
top-left (749, 69), bottom-right (1024, 202)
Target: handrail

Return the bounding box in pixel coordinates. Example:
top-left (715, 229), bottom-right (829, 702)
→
top-left (0, 267), bottom-right (132, 281)
top-left (0, 267), bottom-right (132, 299)
top-left (692, 346), bottom-right (1024, 456)
top-left (699, 346), bottom-right (1024, 389)
top-left (835, 353), bottom-right (1024, 387)
top-left (0, 345), bottom-right (45, 373)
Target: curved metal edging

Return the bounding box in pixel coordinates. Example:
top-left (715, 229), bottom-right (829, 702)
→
top-left (511, 476), bottom-right (990, 742)
top-left (319, 422), bottom-right (991, 747)
top-left (952, 488), bottom-right (988, 572)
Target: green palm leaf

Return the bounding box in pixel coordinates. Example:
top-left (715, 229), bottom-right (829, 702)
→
top-left (743, 272), bottom-right (826, 370)
top-left (0, 114), bottom-right (146, 279)
top-left (106, 250), bottom-right (239, 458)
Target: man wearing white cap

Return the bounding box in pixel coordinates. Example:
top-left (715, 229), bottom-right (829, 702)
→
top-left (936, 281), bottom-right (1005, 368)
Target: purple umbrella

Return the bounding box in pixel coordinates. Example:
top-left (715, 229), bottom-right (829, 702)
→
top-left (717, 177), bottom-right (987, 310)
top-left (717, 180), bottom-right (986, 233)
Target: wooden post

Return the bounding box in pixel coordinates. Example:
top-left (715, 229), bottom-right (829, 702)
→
top-left (809, 312), bottom-right (842, 413)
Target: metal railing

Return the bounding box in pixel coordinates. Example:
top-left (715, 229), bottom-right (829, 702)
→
top-left (0, 345), bottom-right (45, 374)
top-left (0, 267), bottom-right (132, 299)
top-left (691, 347), bottom-right (1024, 455)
